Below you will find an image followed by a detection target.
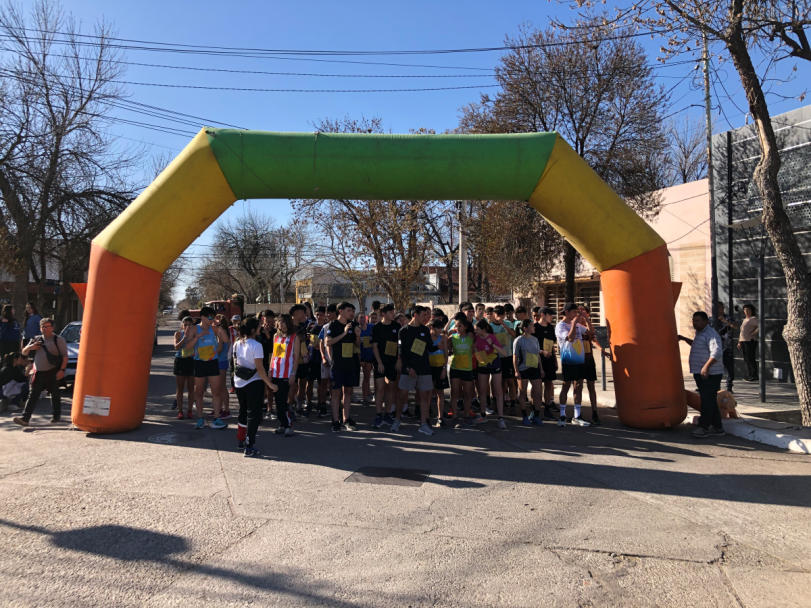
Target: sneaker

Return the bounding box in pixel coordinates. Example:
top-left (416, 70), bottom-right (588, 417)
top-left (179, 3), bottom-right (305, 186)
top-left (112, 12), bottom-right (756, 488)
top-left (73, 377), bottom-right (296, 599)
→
top-left (382, 413), bottom-right (394, 427)
top-left (463, 415), bottom-right (476, 426)
top-left (473, 414), bottom-right (487, 425)
top-left (372, 414), bottom-right (384, 429)
top-left (289, 410), bottom-right (297, 423)
top-left (171, 399), bottom-right (178, 410)
top-left (418, 422), bottom-right (434, 436)
top-left (318, 405), bottom-right (328, 418)
top-left (471, 398), bottom-right (481, 411)
top-left (284, 427), bottom-right (295, 437)
top-left (218, 411), bottom-right (231, 420)
top-left (391, 419), bottom-right (401, 432)
top-left (177, 412), bottom-right (185, 420)
top-left (275, 426), bottom-right (286, 434)
top-left (498, 418), bottom-right (508, 430)
top-left (522, 416), bottom-right (531, 426)
top-left (531, 416), bottom-right (544, 426)
top-left (305, 403), bottom-right (313, 417)
top-left (590, 411), bottom-right (602, 426)
top-left (237, 440), bottom-right (246, 450)
top-left (557, 416), bottom-right (566, 427)
top-left (244, 446), bottom-right (260, 457)
top-left (361, 399), bottom-right (371, 407)
top-left (229, 387), bottom-right (236, 394)
top-left (186, 410), bottom-right (194, 419)
top-left (345, 418), bottom-right (357, 431)
top-left (194, 418), bottom-right (205, 429)
top-left (485, 407), bottom-right (495, 415)
top-left (211, 418), bottom-right (228, 429)
top-left (692, 426), bottom-right (710, 438)
top-left (402, 409), bottom-right (415, 419)
top-left (13, 417), bottom-right (28, 427)
top-left (456, 398), bottom-right (464, 409)
top-left (332, 421), bottom-right (341, 433)
top-left (571, 416), bottom-right (590, 427)
top-left (543, 407), bottom-right (556, 421)
top-left (708, 426), bottom-right (726, 437)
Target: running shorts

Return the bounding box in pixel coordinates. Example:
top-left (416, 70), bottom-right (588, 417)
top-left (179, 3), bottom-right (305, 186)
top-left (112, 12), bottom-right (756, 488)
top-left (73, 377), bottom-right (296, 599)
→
top-left (449, 368), bottom-right (474, 382)
top-left (194, 359), bottom-right (220, 378)
top-left (330, 368), bottom-right (360, 389)
top-left (398, 374), bottom-right (433, 391)
top-left (500, 356), bottom-right (515, 378)
top-left (374, 360), bottom-right (398, 381)
top-left (431, 366), bottom-right (449, 390)
top-left (173, 357), bottom-right (194, 377)
top-left (518, 367), bottom-right (542, 381)
top-left (561, 363), bottom-right (586, 382)
top-left (584, 357), bottom-right (598, 382)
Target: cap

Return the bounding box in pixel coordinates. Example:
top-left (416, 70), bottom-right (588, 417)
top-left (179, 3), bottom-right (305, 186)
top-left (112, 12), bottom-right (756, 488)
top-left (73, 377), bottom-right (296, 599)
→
top-left (562, 302), bottom-right (579, 313)
top-left (539, 306), bottom-right (555, 315)
top-left (380, 303), bottom-right (395, 313)
top-left (231, 315), bottom-right (241, 321)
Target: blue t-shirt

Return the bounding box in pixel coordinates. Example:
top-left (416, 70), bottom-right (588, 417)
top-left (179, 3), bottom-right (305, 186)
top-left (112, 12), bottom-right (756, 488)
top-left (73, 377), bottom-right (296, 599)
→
top-left (359, 323), bottom-right (374, 361)
top-left (23, 314), bottom-right (42, 340)
top-left (0, 318), bottom-right (20, 342)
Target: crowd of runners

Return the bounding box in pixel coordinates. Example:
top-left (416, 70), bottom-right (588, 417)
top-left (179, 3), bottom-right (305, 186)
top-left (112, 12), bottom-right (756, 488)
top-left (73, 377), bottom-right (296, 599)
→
top-left (172, 300), bottom-right (609, 457)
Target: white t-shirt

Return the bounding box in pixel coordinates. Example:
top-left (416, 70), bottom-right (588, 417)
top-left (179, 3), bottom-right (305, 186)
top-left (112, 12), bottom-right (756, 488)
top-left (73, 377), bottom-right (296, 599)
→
top-left (233, 338), bottom-right (264, 388)
top-left (555, 320), bottom-right (587, 366)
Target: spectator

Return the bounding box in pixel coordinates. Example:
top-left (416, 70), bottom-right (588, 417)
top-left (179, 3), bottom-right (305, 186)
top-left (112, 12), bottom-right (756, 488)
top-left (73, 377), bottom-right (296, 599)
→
top-left (14, 317), bottom-right (68, 426)
top-left (22, 302), bottom-right (42, 347)
top-left (0, 305), bottom-right (21, 358)
top-left (679, 311), bottom-right (725, 438)
top-left (711, 302), bottom-right (737, 392)
top-left (737, 304), bottom-right (759, 381)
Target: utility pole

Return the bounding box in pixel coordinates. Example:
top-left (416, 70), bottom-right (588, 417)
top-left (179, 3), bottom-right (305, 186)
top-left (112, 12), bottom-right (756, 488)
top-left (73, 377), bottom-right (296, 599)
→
top-left (704, 33), bottom-right (719, 321)
top-left (457, 201), bottom-right (467, 304)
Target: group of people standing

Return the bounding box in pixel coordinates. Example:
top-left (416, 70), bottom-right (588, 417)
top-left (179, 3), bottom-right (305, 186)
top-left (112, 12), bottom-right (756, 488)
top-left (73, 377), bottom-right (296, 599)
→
top-left (173, 299), bottom-right (610, 458)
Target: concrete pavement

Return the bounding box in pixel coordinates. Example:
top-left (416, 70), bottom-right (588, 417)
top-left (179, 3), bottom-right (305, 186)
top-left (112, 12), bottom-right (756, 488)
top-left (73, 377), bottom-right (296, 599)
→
top-left (1, 328), bottom-right (810, 607)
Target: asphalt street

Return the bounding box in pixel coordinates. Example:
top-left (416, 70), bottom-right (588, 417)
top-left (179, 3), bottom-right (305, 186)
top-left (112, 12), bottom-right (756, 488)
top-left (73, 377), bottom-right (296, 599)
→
top-left (1, 327), bottom-right (810, 607)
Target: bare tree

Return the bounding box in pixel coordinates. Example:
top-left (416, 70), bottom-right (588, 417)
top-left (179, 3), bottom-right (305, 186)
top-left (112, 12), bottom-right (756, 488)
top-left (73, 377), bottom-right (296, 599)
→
top-left (0, 0), bottom-right (140, 315)
top-left (460, 16), bottom-right (670, 301)
top-left (578, 0), bottom-right (811, 426)
top-left (665, 114), bottom-right (709, 185)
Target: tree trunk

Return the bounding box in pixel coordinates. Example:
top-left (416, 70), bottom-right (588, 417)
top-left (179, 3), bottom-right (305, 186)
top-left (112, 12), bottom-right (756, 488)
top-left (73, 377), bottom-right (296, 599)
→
top-left (12, 270), bottom-right (29, 319)
top-left (564, 242), bottom-right (577, 303)
top-left (727, 38), bottom-right (811, 426)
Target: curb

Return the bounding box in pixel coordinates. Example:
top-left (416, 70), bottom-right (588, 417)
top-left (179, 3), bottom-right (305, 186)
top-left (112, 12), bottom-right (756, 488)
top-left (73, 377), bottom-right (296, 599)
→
top-left (684, 414), bottom-right (811, 454)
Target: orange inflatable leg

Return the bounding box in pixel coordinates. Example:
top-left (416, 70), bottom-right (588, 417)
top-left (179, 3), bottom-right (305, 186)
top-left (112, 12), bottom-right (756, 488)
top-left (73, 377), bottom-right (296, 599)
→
top-left (71, 244), bottom-right (162, 433)
top-left (601, 244), bottom-right (687, 429)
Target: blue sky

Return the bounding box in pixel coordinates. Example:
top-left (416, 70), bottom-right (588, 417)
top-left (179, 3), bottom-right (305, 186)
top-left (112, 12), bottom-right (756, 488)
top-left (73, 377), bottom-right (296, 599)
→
top-left (55, 0), bottom-right (810, 298)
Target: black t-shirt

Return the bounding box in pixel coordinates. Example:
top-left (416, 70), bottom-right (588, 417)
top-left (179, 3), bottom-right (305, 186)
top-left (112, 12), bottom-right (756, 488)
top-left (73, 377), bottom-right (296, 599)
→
top-left (536, 323), bottom-right (556, 353)
top-left (325, 319), bottom-right (359, 372)
top-left (256, 326), bottom-right (276, 370)
top-left (371, 321), bottom-right (400, 363)
top-left (398, 323), bottom-right (431, 376)
top-left (309, 323), bottom-right (324, 363)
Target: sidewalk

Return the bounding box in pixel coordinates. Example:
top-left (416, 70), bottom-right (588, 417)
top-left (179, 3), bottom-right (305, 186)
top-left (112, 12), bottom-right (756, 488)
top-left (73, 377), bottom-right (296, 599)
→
top-left (589, 362), bottom-right (810, 453)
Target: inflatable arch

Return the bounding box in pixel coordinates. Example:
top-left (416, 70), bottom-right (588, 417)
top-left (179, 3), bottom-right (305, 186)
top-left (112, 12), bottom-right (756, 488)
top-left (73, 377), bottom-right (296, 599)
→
top-left (72, 128), bottom-right (687, 433)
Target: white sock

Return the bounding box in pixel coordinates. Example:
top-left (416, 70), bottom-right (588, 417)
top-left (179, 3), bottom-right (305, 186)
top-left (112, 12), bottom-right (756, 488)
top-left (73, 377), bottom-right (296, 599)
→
top-left (574, 404), bottom-right (581, 419)
top-left (559, 403), bottom-right (566, 418)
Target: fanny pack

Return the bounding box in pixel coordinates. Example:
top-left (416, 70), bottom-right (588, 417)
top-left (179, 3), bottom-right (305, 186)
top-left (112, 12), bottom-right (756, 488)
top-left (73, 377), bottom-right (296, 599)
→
top-left (233, 348), bottom-right (257, 380)
top-left (33, 337), bottom-right (64, 368)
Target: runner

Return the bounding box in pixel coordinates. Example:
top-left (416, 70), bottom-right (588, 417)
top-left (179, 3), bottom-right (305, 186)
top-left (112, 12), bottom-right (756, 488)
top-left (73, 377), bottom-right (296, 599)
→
top-left (173, 316), bottom-right (196, 420)
top-left (371, 303), bottom-right (399, 429)
top-left (513, 319), bottom-right (545, 426)
top-left (447, 302), bottom-right (474, 335)
top-left (14, 318), bottom-right (68, 426)
top-left (494, 305), bottom-right (518, 415)
top-left (325, 301), bottom-right (360, 432)
top-left (474, 303), bottom-right (486, 323)
top-left (270, 313), bottom-right (300, 436)
top-left (534, 306), bottom-right (559, 420)
top-left (186, 306), bottom-right (226, 429)
top-left (233, 317), bottom-right (278, 457)
top-left (577, 305), bottom-right (604, 426)
top-left (448, 316), bottom-right (478, 425)
top-left (428, 319), bottom-right (449, 426)
top-left (555, 303), bottom-right (590, 427)
top-left (307, 306), bottom-right (327, 417)
top-left (318, 304), bottom-right (338, 418)
top-left (473, 319), bottom-right (508, 429)
top-left (256, 309), bottom-right (276, 416)
top-left (213, 314), bottom-right (232, 420)
top-left (358, 312), bottom-right (375, 407)
top-left (395, 305), bottom-right (434, 435)
top-left (287, 304), bottom-right (310, 417)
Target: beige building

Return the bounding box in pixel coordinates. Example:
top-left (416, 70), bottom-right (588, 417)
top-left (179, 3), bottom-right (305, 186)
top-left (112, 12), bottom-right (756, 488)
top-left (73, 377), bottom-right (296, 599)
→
top-left (528, 179), bottom-right (711, 373)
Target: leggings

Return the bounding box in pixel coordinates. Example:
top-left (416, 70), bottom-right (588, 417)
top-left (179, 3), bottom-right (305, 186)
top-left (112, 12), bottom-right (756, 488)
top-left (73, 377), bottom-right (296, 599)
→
top-left (274, 378), bottom-right (291, 427)
top-left (236, 380), bottom-right (265, 446)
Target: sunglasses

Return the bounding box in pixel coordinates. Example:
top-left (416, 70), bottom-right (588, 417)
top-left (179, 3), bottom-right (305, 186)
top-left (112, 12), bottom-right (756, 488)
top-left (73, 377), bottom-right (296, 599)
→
top-left (207, 316), bottom-right (214, 320)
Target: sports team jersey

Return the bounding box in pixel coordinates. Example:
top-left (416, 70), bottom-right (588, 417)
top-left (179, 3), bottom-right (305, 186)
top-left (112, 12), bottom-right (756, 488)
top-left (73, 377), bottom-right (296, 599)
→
top-left (371, 321), bottom-right (400, 363)
top-left (398, 324), bottom-right (431, 376)
top-left (359, 323), bottom-right (374, 361)
top-left (555, 320), bottom-right (587, 366)
top-left (450, 334), bottom-right (474, 371)
top-left (194, 325), bottom-right (218, 361)
top-left (325, 320), bottom-right (359, 372)
top-left (474, 334), bottom-right (501, 370)
top-left (428, 335), bottom-right (446, 368)
top-left (270, 333), bottom-right (296, 379)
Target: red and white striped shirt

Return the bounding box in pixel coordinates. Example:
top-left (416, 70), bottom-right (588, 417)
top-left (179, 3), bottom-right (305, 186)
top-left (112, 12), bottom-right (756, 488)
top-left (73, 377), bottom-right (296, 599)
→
top-left (270, 333), bottom-right (295, 379)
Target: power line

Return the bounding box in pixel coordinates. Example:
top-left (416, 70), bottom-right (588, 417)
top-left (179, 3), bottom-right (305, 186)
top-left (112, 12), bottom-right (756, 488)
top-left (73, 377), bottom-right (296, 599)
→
top-left (114, 80), bottom-right (502, 94)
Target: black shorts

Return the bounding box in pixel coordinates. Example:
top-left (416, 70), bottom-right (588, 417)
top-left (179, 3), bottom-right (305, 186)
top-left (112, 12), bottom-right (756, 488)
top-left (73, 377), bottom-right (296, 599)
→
top-left (500, 357), bottom-right (515, 378)
top-left (431, 366), bottom-right (449, 390)
top-left (478, 367), bottom-right (502, 376)
top-left (173, 357), bottom-right (194, 377)
top-left (584, 357), bottom-right (597, 382)
top-left (373, 360), bottom-right (397, 381)
top-left (330, 367), bottom-right (360, 389)
top-left (307, 360), bottom-right (322, 381)
top-left (561, 363), bottom-right (586, 382)
top-left (518, 367), bottom-right (542, 381)
top-left (297, 363), bottom-right (310, 378)
top-left (449, 368), bottom-right (474, 382)
top-left (360, 357), bottom-right (375, 365)
top-left (541, 355), bottom-right (558, 382)
top-left (194, 359), bottom-right (220, 378)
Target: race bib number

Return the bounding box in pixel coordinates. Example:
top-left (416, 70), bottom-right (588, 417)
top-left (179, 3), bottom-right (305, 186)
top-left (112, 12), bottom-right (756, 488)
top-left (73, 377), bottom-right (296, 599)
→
top-left (411, 340), bottom-right (426, 356)
top-left (362, 336), bottom-right (371, 348)
top-left (273, 343), bottom-right (287, 358)
top-left (429, 353), bottom-right (445, 367)
top-left (573, 340), bottom-right (583, 355)
top-left (312, 335), bottom-right (321, 346)
top-left (354, 345), bottom-right (361, 354)
top-left (300, 342), bottom-right (309, 357)
top-left (584, 341), bottom-right (592, 354)
top-left (453, 353), bottom-right (471, 369)
top-left (525, 353), bottom-right (539, 369)
top-left (384, 341), bottom-right (398, 357)
top-left (496, 333), bottom-right (510, 346)
top-left (475, 350), bottom-right (488, 364)
top-left (342, 343), bottom-right (355, 358)
top-left (543, 339), bottom-right (554, 353)
top-left (181, 347), bottom-right (194, 358)
top-left (197, 345), bottom-right (215, 361)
